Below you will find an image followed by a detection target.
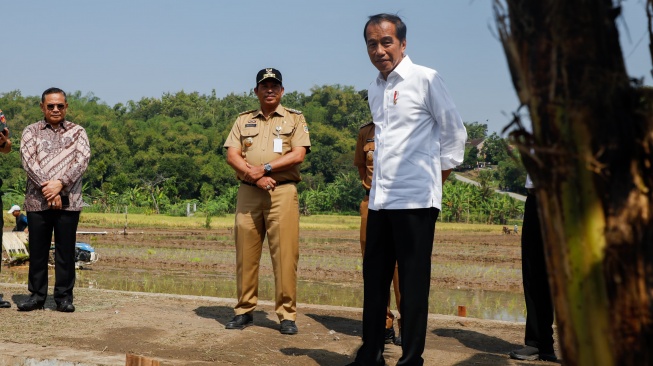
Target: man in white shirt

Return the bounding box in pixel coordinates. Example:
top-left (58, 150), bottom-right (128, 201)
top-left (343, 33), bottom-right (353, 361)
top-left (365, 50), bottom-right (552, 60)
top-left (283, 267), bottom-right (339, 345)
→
top-left (347, 13), bottom-right (467, 366)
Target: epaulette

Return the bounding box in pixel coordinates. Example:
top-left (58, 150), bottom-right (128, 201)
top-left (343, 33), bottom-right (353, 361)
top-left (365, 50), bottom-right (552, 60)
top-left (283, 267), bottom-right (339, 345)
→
top-left (239, 109), bottom-right (257, 115)
top-left (359, 121), bottom-right (373, 129)
top-left (284, 107), bottom-right (303, 115)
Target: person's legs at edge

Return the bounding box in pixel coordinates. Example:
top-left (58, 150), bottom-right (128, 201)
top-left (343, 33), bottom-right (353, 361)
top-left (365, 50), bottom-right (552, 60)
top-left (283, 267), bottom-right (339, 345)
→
top-left (521, 194), bottom-right (555, 355)
top-left (0, 196), bottom-right (9, 308)
top-left (359, 196), bottom-right (368, 255)
top-left (392, 263), bottom-right (401, 344)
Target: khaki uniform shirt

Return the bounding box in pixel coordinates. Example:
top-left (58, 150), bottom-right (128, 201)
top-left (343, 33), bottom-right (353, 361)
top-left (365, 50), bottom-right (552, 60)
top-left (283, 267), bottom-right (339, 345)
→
top-left (353, 122), bottom-right (375, 191)
top-left (224, 104), bottom-right (311, 182)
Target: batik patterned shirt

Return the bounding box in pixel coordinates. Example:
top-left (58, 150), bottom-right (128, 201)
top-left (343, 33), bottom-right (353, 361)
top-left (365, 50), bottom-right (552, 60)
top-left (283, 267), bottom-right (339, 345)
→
top-left (20, 120), bottom-right (90, 212)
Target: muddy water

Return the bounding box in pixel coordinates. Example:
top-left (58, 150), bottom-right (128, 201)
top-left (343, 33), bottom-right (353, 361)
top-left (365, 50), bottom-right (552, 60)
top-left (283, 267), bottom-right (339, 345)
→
top-left (1, 267), bottom-right (525, 322)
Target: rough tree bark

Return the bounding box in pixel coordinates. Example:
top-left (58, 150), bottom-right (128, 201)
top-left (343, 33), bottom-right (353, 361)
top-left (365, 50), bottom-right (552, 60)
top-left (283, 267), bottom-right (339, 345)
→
top-left (494, 1), bottom-right (653, 365)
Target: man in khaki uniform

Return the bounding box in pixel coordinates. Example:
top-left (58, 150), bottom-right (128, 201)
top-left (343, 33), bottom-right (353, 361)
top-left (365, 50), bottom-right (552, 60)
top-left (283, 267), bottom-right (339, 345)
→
top-left (354, 121), bottom-right (402, 346)
top-left (223, 68), bottom-right (310, 335)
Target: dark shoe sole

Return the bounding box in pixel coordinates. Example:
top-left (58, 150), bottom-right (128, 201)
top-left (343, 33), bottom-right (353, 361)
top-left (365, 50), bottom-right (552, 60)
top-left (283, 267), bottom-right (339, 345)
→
top-left (539, 353), bottom-right (558, 362)
top-left (17, 304), bottom-right (44, 312)
top-left (384, 328), bottom-right (395, 344)
top-left (56, 305), bottom-right (75, 313)
top-left (0, 301), bottom-right (11, 308)
top-left (225, 321), bottom-right (252, 330)
top-left (509, 352), bottom-right (539, 361)
top-left (279, 320), bottom-right (298, 335)
top-left (225, 313), bottom-right (254, 330)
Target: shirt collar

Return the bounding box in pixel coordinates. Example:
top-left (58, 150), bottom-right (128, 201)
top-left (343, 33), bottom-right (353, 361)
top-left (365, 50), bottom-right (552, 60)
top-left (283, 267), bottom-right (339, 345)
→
top-left (253, 104), bottom-right (286, 118)
top-left (39, 119), bottom-right (69, 131)
top-left (376, 55), bottom-right (413, 84)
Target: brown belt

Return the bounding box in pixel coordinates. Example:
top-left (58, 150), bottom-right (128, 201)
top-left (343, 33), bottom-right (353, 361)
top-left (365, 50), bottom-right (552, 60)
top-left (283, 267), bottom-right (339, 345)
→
top-left (240, 180), bottom-right (297, 187)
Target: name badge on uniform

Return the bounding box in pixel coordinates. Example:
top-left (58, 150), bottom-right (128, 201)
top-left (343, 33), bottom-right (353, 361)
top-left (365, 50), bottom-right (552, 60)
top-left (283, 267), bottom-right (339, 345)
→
top-left (274, 126), bottom-right (282, 153)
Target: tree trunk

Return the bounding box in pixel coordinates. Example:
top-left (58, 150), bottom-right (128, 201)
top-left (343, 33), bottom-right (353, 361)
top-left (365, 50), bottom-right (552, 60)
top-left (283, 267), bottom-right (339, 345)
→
top-left (494, 1), bottom-right (653, 365)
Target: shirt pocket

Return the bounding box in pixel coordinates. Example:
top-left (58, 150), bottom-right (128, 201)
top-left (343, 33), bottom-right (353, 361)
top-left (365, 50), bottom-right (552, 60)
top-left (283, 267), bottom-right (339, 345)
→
top-left (278, 125), bottom-right (295, 154)
top-left (363, 141), bottom-right (375, 162)
top-left (241, 125), bottom-right (260, 151)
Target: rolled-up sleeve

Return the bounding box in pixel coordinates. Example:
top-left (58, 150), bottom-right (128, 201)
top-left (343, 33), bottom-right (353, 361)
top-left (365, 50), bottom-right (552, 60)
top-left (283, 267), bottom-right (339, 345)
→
top-left (428, 73), bottom-right (467, 170)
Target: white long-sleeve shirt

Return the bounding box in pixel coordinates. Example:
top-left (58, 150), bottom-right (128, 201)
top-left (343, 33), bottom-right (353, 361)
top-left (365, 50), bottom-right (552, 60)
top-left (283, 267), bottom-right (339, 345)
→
top-left (368, 56), bottom-right (467, 210)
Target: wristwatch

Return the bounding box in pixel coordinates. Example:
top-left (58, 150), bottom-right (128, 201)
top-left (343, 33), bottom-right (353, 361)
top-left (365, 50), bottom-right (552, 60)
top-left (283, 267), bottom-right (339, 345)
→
top-left (264, 163), bottom-right (273, 175)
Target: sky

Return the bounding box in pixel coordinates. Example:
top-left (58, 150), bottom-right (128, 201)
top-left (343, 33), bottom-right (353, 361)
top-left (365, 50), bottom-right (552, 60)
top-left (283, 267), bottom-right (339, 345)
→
top-left (2, 0), bottom-right (651, 134)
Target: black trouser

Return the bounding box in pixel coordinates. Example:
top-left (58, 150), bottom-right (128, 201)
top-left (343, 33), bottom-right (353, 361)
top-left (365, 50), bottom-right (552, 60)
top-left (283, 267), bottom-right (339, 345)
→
top-left (355, 208), bottom-right (439, 366)
top-left (521, 194), bottom-right (555, 353)
top-left (26, 210), bottom-right (80, 303)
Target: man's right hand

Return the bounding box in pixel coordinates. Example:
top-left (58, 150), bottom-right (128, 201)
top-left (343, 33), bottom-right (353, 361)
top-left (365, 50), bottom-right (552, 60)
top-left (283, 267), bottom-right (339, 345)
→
top-left (48, 194), bottom-right (62, 210)
top-left (243, 163), bottom-right (265, 183)
top-left (257, 177), bottom-right (277, 191)
top-left (42, 180), bottom-right (63, 201)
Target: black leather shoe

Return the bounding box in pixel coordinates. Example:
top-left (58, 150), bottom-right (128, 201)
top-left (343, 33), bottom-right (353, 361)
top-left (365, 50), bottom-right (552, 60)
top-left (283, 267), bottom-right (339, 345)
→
top-left (384, 327), bottom-right (396, 344)
top-left (17, 299), bottom-right (45, 312)
top-left (509, 345), bottom-right (539, 361)
top-left (279, 320), bottom-right (298, 335)
top-left (539, 352), bottom-right (558, 362)
top-left (225, 313), bottom-right (253, 330)
top-left (56, 300), bottom-right (75, 313)
top-left (393, 335), bottom-right (402, 346)
top-left (0, 295), bottom-right (10, 308)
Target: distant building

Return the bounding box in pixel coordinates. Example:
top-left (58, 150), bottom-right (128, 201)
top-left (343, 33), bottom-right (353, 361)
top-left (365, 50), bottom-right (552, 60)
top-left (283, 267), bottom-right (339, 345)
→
top-left (466, 138), bottom-right (485, 151)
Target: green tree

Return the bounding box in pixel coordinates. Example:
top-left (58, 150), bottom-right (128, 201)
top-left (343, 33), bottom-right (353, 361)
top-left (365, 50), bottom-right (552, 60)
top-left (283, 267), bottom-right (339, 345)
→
top-left (480, 132), bottom-right (509, 164)
top-left (464, 121), bottom-right (489, 139)
top-left (462, 146), bottom-right (480, 168)
top-left (495, 153), bottom-right (527, 193)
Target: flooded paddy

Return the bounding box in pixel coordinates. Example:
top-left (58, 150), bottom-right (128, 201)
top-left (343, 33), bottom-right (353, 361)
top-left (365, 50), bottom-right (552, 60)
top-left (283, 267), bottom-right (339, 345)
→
top-left (1, 267), bottom-right (525, 322)
top-left (1, 225), bottom-right (526, 322)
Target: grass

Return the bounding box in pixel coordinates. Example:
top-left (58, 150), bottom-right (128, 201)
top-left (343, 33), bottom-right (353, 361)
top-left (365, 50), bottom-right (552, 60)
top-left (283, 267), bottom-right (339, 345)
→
top-left (79, 212), bottom-right (234, 229)
top-left (80, 212), bottom-right (511, 232)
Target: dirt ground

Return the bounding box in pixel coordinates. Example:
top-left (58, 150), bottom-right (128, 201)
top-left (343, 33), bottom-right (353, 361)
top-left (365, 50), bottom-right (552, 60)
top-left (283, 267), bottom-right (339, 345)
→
top-left (0, 227), bottom-right (561, 365)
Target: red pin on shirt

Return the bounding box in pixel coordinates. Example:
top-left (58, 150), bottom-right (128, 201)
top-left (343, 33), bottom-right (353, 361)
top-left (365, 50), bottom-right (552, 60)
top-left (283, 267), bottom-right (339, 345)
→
top-left (393, 91), bottom-right (398, 105)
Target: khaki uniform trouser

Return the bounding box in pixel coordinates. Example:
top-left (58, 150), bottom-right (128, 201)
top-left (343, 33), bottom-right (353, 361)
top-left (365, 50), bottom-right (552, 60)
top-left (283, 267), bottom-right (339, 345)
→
top-left (360, 195), bottom-right (401, 330)
top-left (234, 183), bottom-right (299, 321)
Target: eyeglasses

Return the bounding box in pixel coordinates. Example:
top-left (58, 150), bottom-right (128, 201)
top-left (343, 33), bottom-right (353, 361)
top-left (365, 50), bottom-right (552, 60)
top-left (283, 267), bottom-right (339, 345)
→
top-left (46, 104), bottom-right (66, 111)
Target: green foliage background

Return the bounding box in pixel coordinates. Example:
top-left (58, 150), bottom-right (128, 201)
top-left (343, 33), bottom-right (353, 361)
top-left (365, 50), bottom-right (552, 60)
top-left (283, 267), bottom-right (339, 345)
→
top-left (0, 87), bottom-right (525, 223)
